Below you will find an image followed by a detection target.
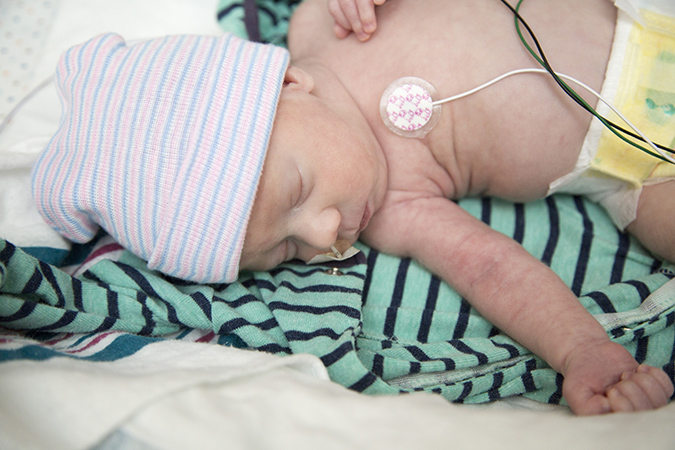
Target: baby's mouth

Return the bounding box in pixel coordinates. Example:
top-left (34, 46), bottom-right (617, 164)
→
top-left (358, 204), bottom-right (371, 234)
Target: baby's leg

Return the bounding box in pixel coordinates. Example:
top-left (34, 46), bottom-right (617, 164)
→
top-left (626, 180), bottom-right (675, 264)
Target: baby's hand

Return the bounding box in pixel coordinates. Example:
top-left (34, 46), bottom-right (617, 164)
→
top-left (327, 0), bottom-right (387, 41)
top-left (562, 340), bottom-right (673, 415)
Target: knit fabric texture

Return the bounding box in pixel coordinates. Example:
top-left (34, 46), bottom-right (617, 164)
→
top-left (31, 33), bottom-right (290, 283)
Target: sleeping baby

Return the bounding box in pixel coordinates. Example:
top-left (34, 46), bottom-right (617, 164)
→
top-left (31, 0), bottom-right (675, 415)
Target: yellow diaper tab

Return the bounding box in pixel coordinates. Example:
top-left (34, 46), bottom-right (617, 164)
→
top-left (592, 10), bottom-right (675, 187)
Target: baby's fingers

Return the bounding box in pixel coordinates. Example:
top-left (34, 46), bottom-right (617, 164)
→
top-left (608, 365), bottom-right (673, 412)
top-left (607, 379), bottom-right (653, 412)
top-left (328, 1), bottom-right (355, 38)
top-left (328, 0), bottom-right (380, 41)
top-left (633, 365), bottom-right (674, 404)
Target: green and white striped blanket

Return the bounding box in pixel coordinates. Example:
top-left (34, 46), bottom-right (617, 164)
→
top-left (3, 194), bottom-right (674, 406)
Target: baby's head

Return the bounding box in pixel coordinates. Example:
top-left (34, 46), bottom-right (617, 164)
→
top-left (240, 64), bottom-right (388, 272)
top-left (32, 33), bottom-right (386, 284)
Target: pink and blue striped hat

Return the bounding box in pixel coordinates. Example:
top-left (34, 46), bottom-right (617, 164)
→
top-left (31, 33), bottom-right (290, 283)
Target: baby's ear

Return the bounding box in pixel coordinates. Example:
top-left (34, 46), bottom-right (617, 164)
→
top-left (283, 66), bottom-right (315, 93)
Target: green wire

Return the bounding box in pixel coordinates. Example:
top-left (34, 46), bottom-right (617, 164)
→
top-left (508, 0), bottom-right (675, 164)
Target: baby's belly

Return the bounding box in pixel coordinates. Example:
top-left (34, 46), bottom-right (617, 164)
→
top-left (453, 91), bottom-right (593, 202)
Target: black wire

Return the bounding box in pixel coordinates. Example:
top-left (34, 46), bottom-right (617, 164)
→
top-left (499, 0), bottom-right (675, 156)
top-left (498, 0), bottom-right (589, 111)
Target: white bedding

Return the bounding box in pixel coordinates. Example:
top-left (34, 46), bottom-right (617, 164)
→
top-left (1, 1), bottom-right (674, 449)
top-left (3, 331), bottom-right (675, 450)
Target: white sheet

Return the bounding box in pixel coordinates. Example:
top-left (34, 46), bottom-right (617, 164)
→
top-left (2, 332), bottom-right (674, 450)
top-left (0, 335), bottom-right (328, 450)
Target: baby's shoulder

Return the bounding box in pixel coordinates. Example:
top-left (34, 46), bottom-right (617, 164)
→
top-left (377, 130), bottom-right (464, 200)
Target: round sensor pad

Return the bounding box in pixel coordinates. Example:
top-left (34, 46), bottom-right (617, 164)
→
top-left (380, 77), bottom-right (442, 138)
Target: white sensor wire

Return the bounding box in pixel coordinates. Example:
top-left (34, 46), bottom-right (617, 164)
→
top-left (432, 68), bottom-right (673, 163)
top-left (2, 68), bottom-right (672, 164)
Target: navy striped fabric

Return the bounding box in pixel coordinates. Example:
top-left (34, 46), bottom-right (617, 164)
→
top-left (216, 0), bottom-right (302, 47)
top-left (2, 194), bottom-right (675, 405)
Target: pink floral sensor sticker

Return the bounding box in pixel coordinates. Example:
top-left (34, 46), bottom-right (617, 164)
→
top-left (380, 77), bottom-right (442, 138)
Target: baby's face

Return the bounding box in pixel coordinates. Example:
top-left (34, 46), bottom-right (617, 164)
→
top-left (240, 85), bottom-right (387, 271)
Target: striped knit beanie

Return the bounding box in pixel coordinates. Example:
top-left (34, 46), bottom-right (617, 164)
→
top-left (31, 33), bottom-right (290, 283)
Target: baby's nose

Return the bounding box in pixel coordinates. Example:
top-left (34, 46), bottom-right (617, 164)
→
top-left (297, 207), bottom-right (341, 251)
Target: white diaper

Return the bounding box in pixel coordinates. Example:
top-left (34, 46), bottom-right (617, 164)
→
top-left (548, 7), bottom-right (675, 230)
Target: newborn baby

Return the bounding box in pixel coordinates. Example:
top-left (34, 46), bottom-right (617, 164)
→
top-left (241, 0), bottom-right (675, 414)
top-left (31, 0), bottom-right (675, 415)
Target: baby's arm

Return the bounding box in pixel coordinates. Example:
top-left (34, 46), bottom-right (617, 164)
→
top-left (362, 194), bottom-right (673, 414)
top-left (327, 0), bottom-right (387, 41)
